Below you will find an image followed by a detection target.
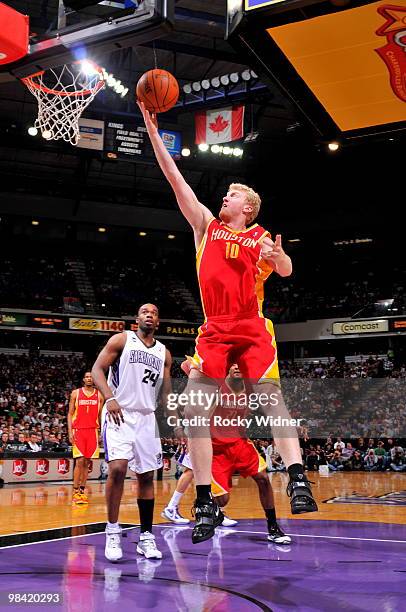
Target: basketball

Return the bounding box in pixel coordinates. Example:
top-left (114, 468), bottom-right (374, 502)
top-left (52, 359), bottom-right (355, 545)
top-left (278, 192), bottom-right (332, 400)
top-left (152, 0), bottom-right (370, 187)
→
top-left (136, 69), bottom-right (179, 114)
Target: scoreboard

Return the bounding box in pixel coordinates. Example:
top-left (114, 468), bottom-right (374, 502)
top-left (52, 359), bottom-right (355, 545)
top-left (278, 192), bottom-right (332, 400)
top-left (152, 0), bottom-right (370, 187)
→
top-left (104, 122), bottom-right (148, 160)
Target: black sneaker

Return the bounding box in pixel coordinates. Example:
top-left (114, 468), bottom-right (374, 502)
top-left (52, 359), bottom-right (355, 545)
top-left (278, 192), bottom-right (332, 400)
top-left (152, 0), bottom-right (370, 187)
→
top-left (191, 499), bottom-right (224, 544)
top-left (287, 475), bottom-right (318, 514)
top-left (267, 523), bottom-right (292, 544)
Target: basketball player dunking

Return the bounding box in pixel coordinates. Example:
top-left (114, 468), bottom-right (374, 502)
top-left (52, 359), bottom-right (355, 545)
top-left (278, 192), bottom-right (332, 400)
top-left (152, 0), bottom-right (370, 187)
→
top-left (68, 372), bottom-right (103, 505)
top-left (139, 102), bottom-right (317, 544)
top-left (91, 304), bottom-right (172, 562)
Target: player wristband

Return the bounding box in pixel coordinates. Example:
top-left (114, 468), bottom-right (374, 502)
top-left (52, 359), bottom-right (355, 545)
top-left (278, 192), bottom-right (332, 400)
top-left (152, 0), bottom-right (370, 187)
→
top-left (105, 397), bottom-right (116, 405)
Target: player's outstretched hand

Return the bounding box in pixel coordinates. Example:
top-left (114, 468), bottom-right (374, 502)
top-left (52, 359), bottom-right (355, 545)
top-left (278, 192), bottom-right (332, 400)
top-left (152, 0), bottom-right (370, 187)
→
top-left (260, 234), bottom-right (284, 262)
top-left (106, 399), bottom-right (124, 425)
top-left (137, 100), bottom-right (158, 133)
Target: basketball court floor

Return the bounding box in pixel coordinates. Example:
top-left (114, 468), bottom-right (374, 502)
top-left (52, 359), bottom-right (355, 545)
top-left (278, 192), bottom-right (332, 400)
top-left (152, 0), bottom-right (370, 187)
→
top-left (1, 472), bottom-right (405, 611)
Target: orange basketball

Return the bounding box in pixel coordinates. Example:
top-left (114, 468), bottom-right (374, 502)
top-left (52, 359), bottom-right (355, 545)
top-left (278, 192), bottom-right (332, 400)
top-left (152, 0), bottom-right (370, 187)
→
top-left (136, 69), bottom-right (179, 114)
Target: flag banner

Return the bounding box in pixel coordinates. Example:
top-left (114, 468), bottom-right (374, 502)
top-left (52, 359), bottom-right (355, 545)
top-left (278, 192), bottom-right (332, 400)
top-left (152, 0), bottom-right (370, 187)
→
top-left (195, 105), bottom-right (244, 144)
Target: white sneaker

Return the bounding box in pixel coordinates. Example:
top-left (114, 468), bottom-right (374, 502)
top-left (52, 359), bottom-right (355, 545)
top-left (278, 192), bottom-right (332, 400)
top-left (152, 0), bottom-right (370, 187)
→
top-left (105, 526), bottom-right (123, 562)
top-left (161, 506), bottom-right (190, 524)
top-left (221, 515), bottom-right (238, 527)
top-left (136, 532), bottom-right (163, 559)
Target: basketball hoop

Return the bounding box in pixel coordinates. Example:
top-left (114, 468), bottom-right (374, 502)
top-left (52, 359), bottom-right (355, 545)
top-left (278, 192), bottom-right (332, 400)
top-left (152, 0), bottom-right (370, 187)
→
top-left (21, 60), bottom-right (105, 146)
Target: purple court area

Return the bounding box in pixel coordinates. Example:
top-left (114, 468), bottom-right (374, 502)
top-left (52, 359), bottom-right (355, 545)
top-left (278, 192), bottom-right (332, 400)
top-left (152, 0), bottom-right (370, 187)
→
top-left (1, 519), bottom-right (406, 611)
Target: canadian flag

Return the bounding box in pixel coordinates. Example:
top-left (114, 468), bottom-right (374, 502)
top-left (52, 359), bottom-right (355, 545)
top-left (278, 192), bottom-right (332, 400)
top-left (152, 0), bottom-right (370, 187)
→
top-left (195, 105), bottom-right (244, 145)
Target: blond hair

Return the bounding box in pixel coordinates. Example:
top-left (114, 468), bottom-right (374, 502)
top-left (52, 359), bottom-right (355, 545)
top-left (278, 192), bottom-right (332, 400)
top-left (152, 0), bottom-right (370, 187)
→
top-left (229, 183), bottom-right (261, 224)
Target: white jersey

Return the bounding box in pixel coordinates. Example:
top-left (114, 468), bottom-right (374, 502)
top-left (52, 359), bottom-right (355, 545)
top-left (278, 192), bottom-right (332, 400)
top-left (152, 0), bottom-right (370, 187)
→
top-left (107, 331), bottom-right (165, 413)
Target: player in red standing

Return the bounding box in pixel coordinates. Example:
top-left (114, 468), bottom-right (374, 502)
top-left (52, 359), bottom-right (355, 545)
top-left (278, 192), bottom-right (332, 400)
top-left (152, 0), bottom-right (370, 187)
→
top-left (138, 101), bottom-right (318, 544)
top-left (68, 372), bottom-right (103, 504)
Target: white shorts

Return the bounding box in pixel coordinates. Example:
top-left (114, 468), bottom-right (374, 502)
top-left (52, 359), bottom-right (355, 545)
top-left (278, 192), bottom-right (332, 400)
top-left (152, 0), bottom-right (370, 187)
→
top-left (102, 408), bottom-right (163, 474)
top-left (177, 451), bottom-right (193, 470)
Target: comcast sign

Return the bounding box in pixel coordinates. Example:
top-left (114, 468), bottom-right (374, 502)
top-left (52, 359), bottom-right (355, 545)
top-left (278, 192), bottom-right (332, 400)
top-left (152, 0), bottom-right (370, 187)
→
top-left (332, 320), bottom-right (389, 335)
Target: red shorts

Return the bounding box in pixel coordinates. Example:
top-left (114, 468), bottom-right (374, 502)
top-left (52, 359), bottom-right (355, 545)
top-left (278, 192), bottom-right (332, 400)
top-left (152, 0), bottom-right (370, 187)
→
top-left (72, 429), bottom-right (99, 459)
top-left (192, 314), bottom-right (279, 382)
top-left (211, 438), bottom-right (267, 497)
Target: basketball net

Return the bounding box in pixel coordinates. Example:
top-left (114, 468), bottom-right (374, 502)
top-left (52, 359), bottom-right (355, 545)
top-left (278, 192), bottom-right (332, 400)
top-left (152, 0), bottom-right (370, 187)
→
top-left (21, 61), bottom-right (105, 146)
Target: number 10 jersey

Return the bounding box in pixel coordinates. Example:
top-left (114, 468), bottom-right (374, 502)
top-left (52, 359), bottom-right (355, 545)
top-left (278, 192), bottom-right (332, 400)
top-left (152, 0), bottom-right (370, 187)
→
top-left (196, 218), bottom-right (273, 319)
top-left (107, 331), bottom-right (165, 413)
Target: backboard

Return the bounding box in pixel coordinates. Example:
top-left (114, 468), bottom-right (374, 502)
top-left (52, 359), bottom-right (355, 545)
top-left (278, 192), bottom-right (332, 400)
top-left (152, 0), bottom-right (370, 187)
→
top-left (1, 1), bottom-right (174, 79)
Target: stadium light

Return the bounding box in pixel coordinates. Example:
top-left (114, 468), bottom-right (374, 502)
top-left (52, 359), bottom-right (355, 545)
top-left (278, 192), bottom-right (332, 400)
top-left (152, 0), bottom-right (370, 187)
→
top-left (98, 227), bottom-right (106, 233)
top-left (28, 126), bottom-right (38, 136)
top-left (42, 130), bottom-right (53, 140)
top-left (181, 148), bottom-right (191, 157)
top-left (182, 70), bottom-right (261, 96)
top-left (139, 231), bottom-right (147, 236)
top-left (168, 234), bottom-right (175, 239)
top-left (31, 220), bottom-right (39, 226)
top-left (328, 142), bottom-right (340, 151)
top-left (199, 144), bottom-right (244, 158)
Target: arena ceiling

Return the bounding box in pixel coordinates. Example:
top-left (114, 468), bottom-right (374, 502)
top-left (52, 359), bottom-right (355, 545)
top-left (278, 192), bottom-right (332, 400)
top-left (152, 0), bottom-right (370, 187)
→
top-left (0, 0), bottom-right (403, 239)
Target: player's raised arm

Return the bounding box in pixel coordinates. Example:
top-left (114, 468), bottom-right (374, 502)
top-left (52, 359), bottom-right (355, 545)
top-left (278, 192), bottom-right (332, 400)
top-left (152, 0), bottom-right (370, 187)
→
top-left (138, 101), bottom-right (213, 246)
top-left (91, 332), bottom-right (127, 424)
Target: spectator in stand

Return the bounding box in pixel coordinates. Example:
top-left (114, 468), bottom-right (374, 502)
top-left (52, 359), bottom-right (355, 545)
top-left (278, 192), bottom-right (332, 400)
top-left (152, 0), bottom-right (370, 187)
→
top-left (42, 432), bottom-right (59, 451)
top-left (306, 449), bottom-right (319, 471)
top-left (350, 450), bottom-right (364, 471)
top-left (0, 432), bottom-right (9, 452)
top-left (367, 438), bottom-right (376, 450)
top-left (334, 437), bottom-right (345, 451)
top-left (341, 443), bottom-right (354, 468)
top-left (364, 449), bottom-right (378, 471)
top-left (26, 432), bottom-right (41, 452)
top-left (390, 451), bottom-right (406, 472)
top-left (328, 450), bottom-right (344, 472)
top-left (390, 445), bottom-right (404, 460)
top-left (374, 441), bottom-right (386, 471)
top-left (357, 437), bottom-right (367, 454)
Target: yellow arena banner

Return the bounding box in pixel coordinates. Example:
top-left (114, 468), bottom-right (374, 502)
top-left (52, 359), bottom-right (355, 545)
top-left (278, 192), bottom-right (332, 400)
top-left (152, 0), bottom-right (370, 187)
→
top-left (267, 1), bottom-right (406, 131)
top-left (69, 318), bottom-right (125, 332)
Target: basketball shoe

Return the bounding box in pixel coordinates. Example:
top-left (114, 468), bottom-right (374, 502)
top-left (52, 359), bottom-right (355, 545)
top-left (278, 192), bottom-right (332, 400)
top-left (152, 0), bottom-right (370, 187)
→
top-left (136, 532), bottom-right (163, 559)
top-left (161, 506), bottom-right (190, 524)
top-left (105, 525), bottom-right (123, 562)
top-left (287, 475), bottom-right (318, 514)
top-left (192, 499), bottom-right (224, 544)
top-left (221, 515), bottom-right (238, 527)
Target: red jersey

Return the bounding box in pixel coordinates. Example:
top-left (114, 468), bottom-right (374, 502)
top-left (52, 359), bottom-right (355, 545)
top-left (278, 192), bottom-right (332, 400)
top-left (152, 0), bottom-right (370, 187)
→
top-left (197, 218), bottom-right (273, 319)
top-left (72, 388), bottom-right (100, 429)
top-left (211, 381), bottom-right (249, 445)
